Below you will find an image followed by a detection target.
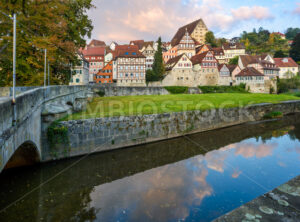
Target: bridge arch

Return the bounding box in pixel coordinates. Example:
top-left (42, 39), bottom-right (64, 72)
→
top-left (4, 141), bottom-right (41, 170)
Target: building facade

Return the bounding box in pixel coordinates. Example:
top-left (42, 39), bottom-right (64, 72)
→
top-left (239, 54), bottom-right (279, 80)
top-left (81, 41), bottom-right (106, 83)
top-left (218, 64), bottom-right (232, 86)
top-left (222, 43), bottom-right (246, 63)
top-left (163, 46), bottom-right (178, 63)
top-left (176, 29), bottom-right (196, 58)
top-left (113, 46), bottom-right (146, 86)
top-left (162, 54), bottom-right (194, 86)
top-left (70, 54), bottom-right (89, 85)
top-left (235, 67), bottom-right (265, 93)
top-left (191, 51), bottom-right (219, 86)
top-left (94, 61), bottom-right (113, 84)
top-left (274, 57), bottom-right (299, 79)
top-left (171, 19), bottom-right (208, 46)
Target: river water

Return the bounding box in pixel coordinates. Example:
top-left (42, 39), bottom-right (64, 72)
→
top-left (0, 114), bottom-right (300, 222)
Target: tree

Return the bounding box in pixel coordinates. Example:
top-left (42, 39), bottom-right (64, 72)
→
top-left (0, 0), bottom-right (94, 86)
top-left (290, 33), bottom-right (300, 63)
top-left (285, 28), bottom-right (300, 40)
top-left (146, 69), bottom-right (155, 82)
top-left (151, 37), bottom-right (165, 81)
top-left (205, 31), bottom-right (217, 47)
top-left (274, 50), bottom-right (286, 58)
top-left (229, 56), bottom-right (239, 65)
top-left (216, 38), bottom-right (227, 47)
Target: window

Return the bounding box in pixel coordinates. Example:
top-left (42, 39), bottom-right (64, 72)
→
top-left (136, 73), bottom-right (139, 77)
top-left (141, 66), bottom-right (144, 70)
top-left (120, 73), bottom-right (123, 77)
top-left (141, 73), bottom-right (144, 77)
top-left (76, 78), bottom-right (80, 83)
top-left (130, 73), bottom-right (133, 77)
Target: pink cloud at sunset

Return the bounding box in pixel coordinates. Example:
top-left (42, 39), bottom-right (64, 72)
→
top-left (87, 0), bottom-right (286, 43)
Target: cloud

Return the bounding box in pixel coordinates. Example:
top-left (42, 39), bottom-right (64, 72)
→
top-left (294, 3), bottom-right (300, 14)
top-left (88, 0), bottom-right (274, 43)
top-left (232, 169), bottom-right (241, 178)
top-left (234, 142), bottom-right (277, 159)
top-left (231, 6), bottom-right (273, 20)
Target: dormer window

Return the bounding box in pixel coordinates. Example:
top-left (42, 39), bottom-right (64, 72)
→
top-left (282, 58), bottom-right (288, 63)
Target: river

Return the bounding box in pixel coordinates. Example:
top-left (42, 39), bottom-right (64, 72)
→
top-left (0, 114), bottom-right (300, 222)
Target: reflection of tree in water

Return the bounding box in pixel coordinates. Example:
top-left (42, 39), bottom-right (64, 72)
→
top-left (257, 126), bottom-right (295, 143)
top-left (288, 122), bottom-right (300, 141)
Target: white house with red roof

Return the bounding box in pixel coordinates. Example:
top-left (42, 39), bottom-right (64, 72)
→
top-left (274, 57), bottom-right (299, 79)
top-left (235, 67), bottom-right (266, 93)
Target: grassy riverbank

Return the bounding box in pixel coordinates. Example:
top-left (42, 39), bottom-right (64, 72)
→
top-left (64, 93), bottom-right (300, 120)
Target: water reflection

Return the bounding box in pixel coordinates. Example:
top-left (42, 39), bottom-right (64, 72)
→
top-left (0, 114), bottom-right (300, 221)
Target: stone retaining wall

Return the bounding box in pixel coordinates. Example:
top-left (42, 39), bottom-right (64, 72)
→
top-left (43, 101), bottom-right (300, 161)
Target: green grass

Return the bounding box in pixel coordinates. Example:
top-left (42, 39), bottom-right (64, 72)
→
top-left (63, 93), bottom-right (300, 120)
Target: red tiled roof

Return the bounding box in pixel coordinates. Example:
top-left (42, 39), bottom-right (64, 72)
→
top-left (82, 46), bottom-right (105, 56)
top-left (274, 57), bottom-right (298, 68)
top-left (196, 44), bottom-right (212, 54)
top-left (236, 67), bottom-right (264, 77)
top-left (130, 40), bottom-right (145, 50)
top-left (88, 39), bottom-right (106, 47)
top-left (171, 19), bottom-right (206, 47)
top-left (227, 64), bottom-right (239, 73)
top-left (116, 45), bottom-right (139, 51)
top-left (218, 64), bottom-right (227, 71)
top-left (212, 47), bottom-right (224, 56)
top-left (114, 45), bottom-right (145, 59)
top-left (239, 54), bottom-right (271, 67)
top-left (165, 54), bottom-right (185, 71)
top-left (222, 43), bottom-right (245, 50)
top-left (190, 51), bottom-right (216, 65)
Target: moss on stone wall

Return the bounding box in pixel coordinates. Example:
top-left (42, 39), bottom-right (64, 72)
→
top-left (47, 121), bottom-right (69, 149)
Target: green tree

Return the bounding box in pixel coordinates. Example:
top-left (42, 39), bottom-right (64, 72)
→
top-left (0, 0), bottom-right (94, 86)
top-left (290, 33), bottom-right (300, 63)
top-left (216, 38), bottom-right (227, 47)
top-left (285, 28), bottom-right (300, 40)
top-left (205, 31), bottom-right (217, 47)
top-left (274, 50), bottom-right (286, 58)
top-left (229, 56), bottom-right (239, 65)
top-left (151, 37), bottom-right (165, 81)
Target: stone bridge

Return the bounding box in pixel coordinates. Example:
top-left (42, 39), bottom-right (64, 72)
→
top-left (0, 86), bottom-right (92, 172)
top-left (0, 85), bottom-right (169, 172)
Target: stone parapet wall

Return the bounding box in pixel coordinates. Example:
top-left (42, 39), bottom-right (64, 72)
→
top-left (44, 101), bottom-right (300, 161)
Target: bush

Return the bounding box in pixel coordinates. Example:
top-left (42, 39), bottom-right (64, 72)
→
top-left (263, 111), bottom-right (283, 119)
top-left (293, 92), bottom-right (300, 97)
top-left (198, 84), bottom-right (247, 94)
top-left (164, 86), bottom-right (188, 94)
top-left (277, 76), bottom-right (300, 93)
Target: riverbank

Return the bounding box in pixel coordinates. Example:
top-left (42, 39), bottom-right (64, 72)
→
top-left (43, 100), bottom-right (300, 161)
top-left (214, 175), bottom-right (300, 221)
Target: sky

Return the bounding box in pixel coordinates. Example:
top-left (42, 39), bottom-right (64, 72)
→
top-left (87, 0), bottom-right (300, 44)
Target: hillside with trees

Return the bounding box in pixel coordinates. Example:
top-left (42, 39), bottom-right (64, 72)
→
top-left (240, 27), bottom-right (289, 55)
